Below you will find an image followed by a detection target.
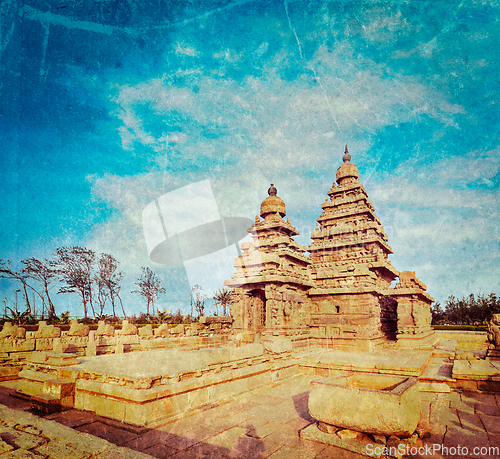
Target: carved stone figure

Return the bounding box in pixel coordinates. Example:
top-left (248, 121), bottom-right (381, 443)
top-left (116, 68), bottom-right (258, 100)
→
top-left (67, 319), bottom-right (90, 337)
top-left (0, 321), bottom-right (26, 339)
top-left (487, 314), bottom-right (500, 348)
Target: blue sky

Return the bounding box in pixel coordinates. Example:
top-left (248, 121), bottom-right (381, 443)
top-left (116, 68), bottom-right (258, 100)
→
top-left (1, 0), bottom-right (499, 317)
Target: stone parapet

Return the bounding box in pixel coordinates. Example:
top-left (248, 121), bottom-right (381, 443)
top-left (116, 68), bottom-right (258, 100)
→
top-left (70, 344), bottom-right (298, 426)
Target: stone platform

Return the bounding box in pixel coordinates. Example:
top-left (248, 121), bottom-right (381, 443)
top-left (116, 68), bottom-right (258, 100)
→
top-left (299, 350), bottom-right (432, 378)
top-left (65, 343), bottom-right (299, 427)
top-left (452, 359), bottom-right (500, 392)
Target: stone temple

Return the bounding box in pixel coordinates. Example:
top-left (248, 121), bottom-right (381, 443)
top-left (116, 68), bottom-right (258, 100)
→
top-left (2, 146), bottom-right (499, 457)
top-left (225, 146), bottom-right (435, 351)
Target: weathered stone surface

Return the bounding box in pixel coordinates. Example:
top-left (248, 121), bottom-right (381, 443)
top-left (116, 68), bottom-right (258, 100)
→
top-left (66, 320), bottom-right (90, 337)
top-left (300, 423), bottom-right (381, 458)
top-left (453, 359), bottom-right (500, 381)
top-left (229, 343), bottom-right (264, 361)
top-left (36, 338), bottom-right (58, 351)
top-left (35, 321), bottom-right (61, 338)
top-left (0, 321), bottom-right (26, 339)
top-left (0, 440), bottom-right (14, 453)
top-left (487, 314), bottom-right (500, 361)
top-left (263, 337), bottom-right (292, 354)
top-left (138, 324), bottom-right (153, 337)
top-left (308, 372), bottom-right (421, 436)
top-left (96, 321), bottom-right (115, 336)
top-left (200, 316), bottom-right (232, 325)
top-left (170, 324), bottom-right (184, 334)
top-left (337, 429), bottom-right (363, 440)
top-left (154, 324), bottom-right (169, 336)
top-left (0, 338), bottom-right (35, 353)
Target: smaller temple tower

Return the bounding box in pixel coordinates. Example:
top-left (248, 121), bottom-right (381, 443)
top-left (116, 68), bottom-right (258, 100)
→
top-left (386, 271), bottom-right (434, 347)
top-left (225, 184), bottom-right (313, 340)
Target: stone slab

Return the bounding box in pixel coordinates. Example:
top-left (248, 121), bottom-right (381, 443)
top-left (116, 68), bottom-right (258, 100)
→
top-left (300, 423), bottom-right (382, 457)
top-left (452, 360), bottom-right (500, 382)
top-left (420, 360), bottom-right (455, 383)
top-left (300, 350), bottom-right (432, 377)
top-left (71, 344), bottom-right (264, 380)
top-left (419, 382), bottom-right (451, 393)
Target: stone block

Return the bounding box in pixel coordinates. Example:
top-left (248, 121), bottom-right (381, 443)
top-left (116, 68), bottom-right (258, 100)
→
top-left (17, 371), bottom-right (53, 397)
top-left (300, 423), bottom-right (380, 458)
top-left (86, 340), bottom-right (97, 356)
top-left (43, 379), bottom-right (75, 399)
top-left (419, 382), bottom-right (451, 393)
top-left (309, 372), bottom-right (421, 436)
top-left (0, 338), bottom-right (35, 353)
top-left (229, 343), bottom-right (264, 361)
top-left (263, 337), bottom-right (292, 354)
top-left (36, 338), bottom-right (57, 351)
top-left (120, 334), bottom-right (139, 345)
top-left (155, 324), bottom-right (169, 336)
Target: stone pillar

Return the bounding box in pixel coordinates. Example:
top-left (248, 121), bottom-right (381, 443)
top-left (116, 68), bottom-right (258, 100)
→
top-left (86, 331), bottom-right (97, 357)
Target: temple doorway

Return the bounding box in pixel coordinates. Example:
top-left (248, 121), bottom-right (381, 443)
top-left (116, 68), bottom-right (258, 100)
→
top-left (250, 290), bottom-right (266, 331)
top-left (379, 295), bottom-right (398, 340)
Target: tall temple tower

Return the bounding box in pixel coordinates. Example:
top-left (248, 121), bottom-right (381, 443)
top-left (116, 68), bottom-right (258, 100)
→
top-left (307, 146), bottom-right (400, 350)
top-left (225, 184), bottom-right (313, 341)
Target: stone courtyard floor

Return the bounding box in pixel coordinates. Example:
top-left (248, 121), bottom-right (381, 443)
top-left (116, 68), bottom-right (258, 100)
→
top-left (0, 375), bottom-right (499, 458)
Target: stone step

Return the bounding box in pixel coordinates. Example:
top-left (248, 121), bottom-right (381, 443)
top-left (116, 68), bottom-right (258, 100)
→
top-left (30, 394), bottom-right (62, 414)
top-left (419, 359), bottom-right (455, 383)
top-left (419, 382), bottom-right (451, 393)
top-left (43, 379), bottom-right (75, 399)
top-left (432, 339), bottom-right (457, 359)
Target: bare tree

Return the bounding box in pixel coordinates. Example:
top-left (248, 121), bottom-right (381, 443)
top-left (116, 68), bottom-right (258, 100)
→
top-left (21, 258), bottom-right (58, 321)
top-left (55, 247), bottom-right (96, 319)
top-left (132, 267), bottom-right (166, 317)
top-left (95, 254), bottom-right (124, 318)
top-left (191, 284), bottom-right (206, 318)
top-left (0, 260), bottom-right (37, 315)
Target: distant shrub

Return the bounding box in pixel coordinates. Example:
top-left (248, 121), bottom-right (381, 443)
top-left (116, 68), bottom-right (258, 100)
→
top-left (433, 325), bottom-right (487, 331)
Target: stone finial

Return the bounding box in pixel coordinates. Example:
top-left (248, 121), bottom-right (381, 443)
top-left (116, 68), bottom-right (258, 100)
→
top-left (268, 183), bottom-right (277, 196)
top-left (343, 145), bottom-right (351, 163)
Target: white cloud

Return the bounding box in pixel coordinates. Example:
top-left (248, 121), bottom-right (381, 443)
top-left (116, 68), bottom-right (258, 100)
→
top-left (369, 151), bottom-right (500, 303)
top-left (94, 43), bottom-right (483, 306)
top-left (110, 44), bottom-right (464, 181)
